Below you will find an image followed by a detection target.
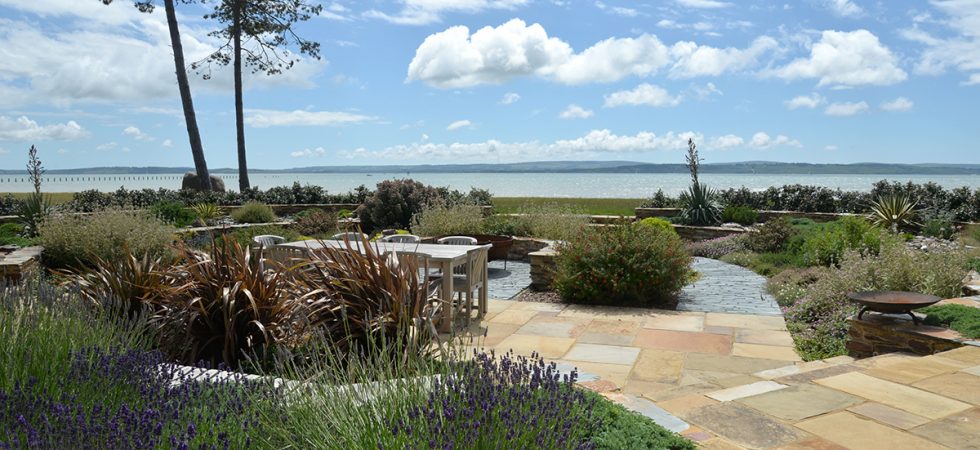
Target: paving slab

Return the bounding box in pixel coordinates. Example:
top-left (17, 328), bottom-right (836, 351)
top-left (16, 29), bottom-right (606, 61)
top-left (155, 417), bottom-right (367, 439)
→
top-left (912, 372), bottom-right (980, 405)
top-left (755, 361), bottom-right (831, 380)
top-left (686, 403), bottom-right (811, 449)
top-left (643, 313), bottom-right (705, 332)
top-left (633, 328), bottom-right (733, 354)
top-left (626, 379), bottom-right (722, 402)
top-left (707, 380), bottom-right (787, 402)
top-left (576, 331), bottom-right (635, 346)
top-left (487, 308), bottom-right (537, 326)
top-left (932, 346), bottom-right (980, 365)
top-left (514, 317), bottom-right (588, 339)
top-left (685, 353), bottom-right (789, 375)
top-left (733, 343), bottom-right (802, 361)
top-left (772, 437), bottom-right (849, 449)
top-left (866, 356), bottom-right (971, 384)
top-left (685, 370), bottom-right (761, 388)
top-left (563, 342), bottom-right (640, 365)
top-left (556, 360), bottom-right (633, 387)
top-left (736, 384), bottom-right (863, 421)
top-left (677, 258), bottom-right (782, 316)
top-left (705, 312), bottom-right (788, 331)
top-left (774, 364), bottom-right (860, 385)
top-left (962, 365), bottom-right (980, 376)
top-left (656, 394), bottom-right (719, 417)
top-left (584, 318), bottom-right (640, 335)
top-left (795, 412), bottom-right (949, 450)
top-left (493, 334), bottom-right (576, 359)
top-left (604, 393), bottom-right (690, 433)
top-left (815, 372), bottom-right (972, 419)
top-left (847, 402), bottom-right (931, 430)
top-left (735, 328), bottom-right (796, 346)
top-left (910, 407), bottom-right (980, 450)
top-left (629, 348), bottom-right (686, 383)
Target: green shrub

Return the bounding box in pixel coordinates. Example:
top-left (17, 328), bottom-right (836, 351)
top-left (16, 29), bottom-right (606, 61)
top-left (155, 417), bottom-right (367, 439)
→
top-left (746, 217), bottom-right (796, 253)
top-left (921, 210), bottom-right (956, 240)
top-left (968, 257), bottom-right (980, 273)
top-left (921, 304), bottom-right (980, 339)
top-left (869, 194), bottom-right (919, 233)
top-left (231, 201), bottom-right (276, 224)
top-left (515, 203), bottom-right (590, 241)
top-left (16, 192), bottom-right (50, 237)
top-left (150, 200), bottom-right (196, 227)
top-left (785, 241), bottom-right (969, 360)
top-left (356, 179), bottom-right (442, 232)
top-left (191, 202), bottom-right (221, 224)
top-left (586, 390), bottom-right (695, 449)
top-left (722, 205), bottom-right (759, 225)
top-left (39, 210), bottom-right (176, 269)
top-left (766, 267), bottom-right (829, 307)
top-left (555, 222), bottom-right (692, 308)
top-left (801, 217), bottom-right (882, 267)
top-left (637, 217), bottom-right (677, 236)
top-left (0, 223), bottom-right (31, 246)
top-left (412, 204), bottom-right (485, 237)
top-left (640, 189), bottom-right (676, 208)
top-left (293, 208), bottom-right (337, 237)
top-left (481, 214), bottom-right (532, 237)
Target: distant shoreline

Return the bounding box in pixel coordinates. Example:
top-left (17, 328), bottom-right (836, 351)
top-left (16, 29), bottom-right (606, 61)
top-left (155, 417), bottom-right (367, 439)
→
top-left (2, 161), bottom-right (980, 176)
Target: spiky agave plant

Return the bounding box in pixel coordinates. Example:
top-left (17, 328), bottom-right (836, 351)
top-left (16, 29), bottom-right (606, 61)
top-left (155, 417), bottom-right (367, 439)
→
top-left (869, 194), bottom-right (918, 233)
top-left (679, 183), bottom-right (722, 226)
top-left (191, 202), bottom-right (221, 224)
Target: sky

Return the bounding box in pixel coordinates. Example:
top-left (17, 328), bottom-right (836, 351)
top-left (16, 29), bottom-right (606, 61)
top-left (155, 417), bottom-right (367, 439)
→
top-left (0, 0), bottom-right (978, 170)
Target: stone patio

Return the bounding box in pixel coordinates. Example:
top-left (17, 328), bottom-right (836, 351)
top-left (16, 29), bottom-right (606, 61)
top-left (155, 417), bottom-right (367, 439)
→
top-left (462, 300), bottom-right (980, 449)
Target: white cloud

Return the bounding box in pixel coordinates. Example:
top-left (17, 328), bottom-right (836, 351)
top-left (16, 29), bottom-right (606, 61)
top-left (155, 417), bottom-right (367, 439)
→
top-left (122, 126), bottom-right (153, 141)
top-left (407, 19), bottom-right (778, 88)
top-left (771, 30), bottom-right (906, 86)
top-left (595, 1), bottom-right (639, 17)
top-left (96, 142), bottom-right (118, 152)
top-left (364, 0), bottom-right (529, 26)
top-left (749, 132), bottom-right (802, 149)
top-left (710, 134), bottom-right (744, 149)
top-left (500, 92), bottom-right (521, 104)
top-left (447, 119), bottom-right (473, 130)
top-left (162, 139), bottom-right (173, 147)
top-left (825, 0), bottom-right (864, 18)
top-left (290, 147), bottom-right (327, 158)
top-left (244, 109), bottom-right (376, 128)
top-left (901, 0), bottom-right (980, 85)
top-left (785, 93), bottom-right (825, 109)
top-left (604, 84), bottom-right (681, 107)
top-left (691, 82), bottom-right (723, 99)
top-left (824, 144), bottom-right (839, 151)
top-left (0, 115), bottom-right (89, 141)
top-left (669, 36), bottom-right (778, 78)
top-left (0, 4), bottom-right (324, 108)
top-left (824, 101), bottom-right (870, 116)
top-left (675, 0), bottom-right (732, 8)
top-left (880, 97), bottom-right (914, 111)
top-left (559, 104), bottom-right (594, 119)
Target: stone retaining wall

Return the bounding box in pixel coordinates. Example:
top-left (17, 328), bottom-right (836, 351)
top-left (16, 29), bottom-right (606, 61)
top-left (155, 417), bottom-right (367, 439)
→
top-left (0, 246), bottom-right (42, 282)
top-left (846, 312), bottom-right (969, 358)
top-left (529, 247), bottom-right (558, 291)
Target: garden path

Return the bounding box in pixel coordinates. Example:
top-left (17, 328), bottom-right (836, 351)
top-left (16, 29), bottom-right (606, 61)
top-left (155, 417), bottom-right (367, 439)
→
top-left (676, 257), bottom-right (782, 316)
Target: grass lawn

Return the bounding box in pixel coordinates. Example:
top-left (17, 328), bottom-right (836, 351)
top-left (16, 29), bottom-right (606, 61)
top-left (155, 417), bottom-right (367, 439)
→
top-left (493, 197), bottom-right (643, 216)
top-left (1, 192), bottom-right (75, 205)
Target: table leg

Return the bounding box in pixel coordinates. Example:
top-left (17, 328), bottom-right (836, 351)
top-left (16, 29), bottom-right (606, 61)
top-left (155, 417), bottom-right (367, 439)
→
top-left (438, 260), bottom-right (454, 333)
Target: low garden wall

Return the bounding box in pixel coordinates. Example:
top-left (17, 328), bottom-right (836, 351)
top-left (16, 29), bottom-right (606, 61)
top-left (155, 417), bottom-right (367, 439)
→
top-left (672, 225), bottom-right (746, 241)
top-left (0, 246), bottom-right (42, 282)
top-left (635, 207), bottom-right (857, 223)
top-left (529, 247), bottom-right (558, 291)
top-left (846, 297), bottom-right (979, 358)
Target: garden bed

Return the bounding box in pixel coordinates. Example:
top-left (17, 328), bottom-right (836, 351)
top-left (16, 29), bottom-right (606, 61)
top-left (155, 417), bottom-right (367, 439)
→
top-left (847, 297), bottom-right (979, 358)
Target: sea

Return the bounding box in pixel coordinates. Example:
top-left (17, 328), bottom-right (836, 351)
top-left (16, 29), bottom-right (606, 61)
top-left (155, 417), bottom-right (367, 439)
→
top-left (2, 172), bottom-right (979, 198)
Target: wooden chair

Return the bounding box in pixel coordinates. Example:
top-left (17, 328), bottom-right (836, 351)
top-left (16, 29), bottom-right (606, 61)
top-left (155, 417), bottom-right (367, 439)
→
top-left (450, 245), bottom-right (490, 325)
top-left (252, 234), bottom-right (285, 247)
top-left (260, 245), bottom-right (308, 272)
top-left (331, 231), bottom-right (369, 241)
top-left (436, 236), bottom-right (477, 245)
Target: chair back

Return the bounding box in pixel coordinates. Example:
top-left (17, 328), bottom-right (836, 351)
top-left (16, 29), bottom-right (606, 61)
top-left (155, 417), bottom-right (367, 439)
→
top-left (260, 246), bottom-right (308, 272)
top-left (331, 231), bottom-right (369, 241)
top-left (252, 234), bottom-right (285, 248)
top-left (465, 245), bottom-right (490, 289)
top-left (437, 236), bottom-right (477, 245)
top-left (381, 234), bottom-right (421, 243)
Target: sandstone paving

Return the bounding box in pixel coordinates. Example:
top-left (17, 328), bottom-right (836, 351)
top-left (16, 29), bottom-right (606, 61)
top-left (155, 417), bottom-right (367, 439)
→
top-left (575, 331), bottom-right (635, 346)
top-left (735, 384), bottom-right (863, 421)
top-left (962, 365), bottom-right (980, 376)
top-left (865, 356), bottom-right (973, 384)
top-left (562, 342), bottom-right (640, 365)
top-left (735, 328), bottom-right (796, 346)
top-left (493, 334), bottom-right (575, 359)
top-left (937, 346), bottom-right (980, 364)
top-left (909, 407), bottom-right (980, 450)
top-left (684, 352), bottom-right (789, 374)
top-left (772, 437), bottom-right (849, 449)
top-left (706, 380), bottom-right (787, 402)
top-left (912, 372), bottom-right (980, 405)
top-left (513, 316), bottom-right (588, 339)
top-left (705, 312), bottom-right (788, 331)
top-left (643, 313), bottom-right (705, 332)
top-left (795, 412), bottom-right (950, 450)
top-left (628, 348), bottom-right (686, 383)
top-left (815, 372), bottom-right (972, 419)
top-left (655, 393), bottom-right (718, 417)
top-left (847, 402), bottom-right (931, 430)
top-left (633, 328), bottom-right (733, 354)
top-left (773, 363), bottom-right (861, 385)
top-left (732, 342), bottom-right (802, 361)
top-left (685, 403), bottom-right (811, 449)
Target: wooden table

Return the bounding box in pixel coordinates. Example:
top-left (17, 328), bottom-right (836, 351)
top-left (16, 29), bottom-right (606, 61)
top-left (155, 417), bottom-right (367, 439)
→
top-left (281, 240), bottom-right (488, 332)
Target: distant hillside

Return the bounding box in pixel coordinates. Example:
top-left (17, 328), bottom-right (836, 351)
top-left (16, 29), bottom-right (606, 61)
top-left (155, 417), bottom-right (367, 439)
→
top-left (2, 161), bottom-right (980, 175)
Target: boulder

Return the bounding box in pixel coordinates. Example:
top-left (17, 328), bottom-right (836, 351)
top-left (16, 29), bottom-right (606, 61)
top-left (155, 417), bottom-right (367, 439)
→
top-left (962, 270), bottom-right (980, 296)
top-left (181, 172), bottom-right (225, 192)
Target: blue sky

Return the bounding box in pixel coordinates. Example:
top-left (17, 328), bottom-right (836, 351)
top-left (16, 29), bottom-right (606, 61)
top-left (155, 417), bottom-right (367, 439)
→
top-left (0, 0), bottom-right (977, 170)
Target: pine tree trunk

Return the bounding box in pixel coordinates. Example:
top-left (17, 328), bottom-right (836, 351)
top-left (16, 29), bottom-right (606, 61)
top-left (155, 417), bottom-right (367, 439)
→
top-left (233, 1), bottom-right (250, 191)
top-left (164, 0), bottom-right (211, 191)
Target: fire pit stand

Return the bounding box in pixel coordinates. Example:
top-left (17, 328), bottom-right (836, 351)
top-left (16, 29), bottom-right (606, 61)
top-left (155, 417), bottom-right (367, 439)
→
top-left (847, 291), bottom-right (942, 325)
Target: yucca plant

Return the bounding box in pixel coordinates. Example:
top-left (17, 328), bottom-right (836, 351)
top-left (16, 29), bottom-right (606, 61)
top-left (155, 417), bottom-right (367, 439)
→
top-left (291, 236), bottom-right (440, 366)
top-left (16, 192), bottom-right (50, 238)
top-left (869, 194), bottom-right (918, 233)
top-left (679, 183), bottom-right (722, 226)
top-left (191, 202), bottom-right (221, 225)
